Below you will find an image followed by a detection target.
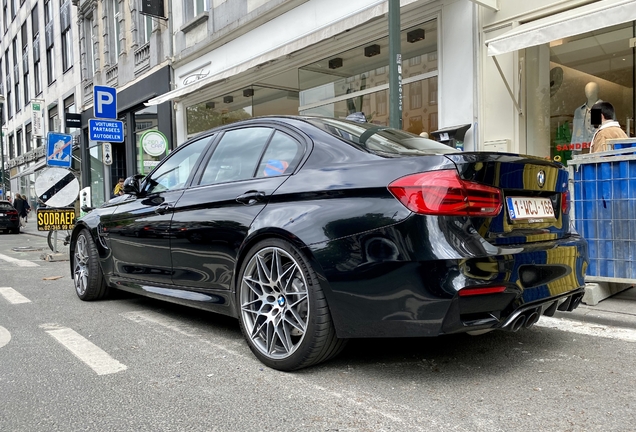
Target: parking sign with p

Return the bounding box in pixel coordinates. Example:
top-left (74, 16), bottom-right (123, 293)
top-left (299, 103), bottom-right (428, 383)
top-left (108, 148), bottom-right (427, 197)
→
top-left (93, 85), bottom-right (117, 119)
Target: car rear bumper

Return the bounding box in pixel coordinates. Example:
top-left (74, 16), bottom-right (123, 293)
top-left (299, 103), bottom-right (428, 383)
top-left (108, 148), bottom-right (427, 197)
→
top-left (311, 230), bottom-right (588, 339)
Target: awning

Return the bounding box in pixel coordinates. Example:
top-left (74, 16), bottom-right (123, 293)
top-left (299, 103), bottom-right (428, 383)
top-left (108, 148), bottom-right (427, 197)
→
top-left (147, 0), bottom-right (419, 106)
top-left (486, 0), bottom-right (636, 56)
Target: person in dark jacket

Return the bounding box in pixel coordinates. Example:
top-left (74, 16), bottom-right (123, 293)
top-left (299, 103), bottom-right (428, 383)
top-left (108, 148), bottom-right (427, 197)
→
top-left (13, 194), bottom-right (27, 228)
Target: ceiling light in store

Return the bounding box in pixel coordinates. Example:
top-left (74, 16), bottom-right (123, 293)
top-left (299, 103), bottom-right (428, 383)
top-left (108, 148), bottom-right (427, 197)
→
top-left (205, 102), bottom-right (215, 109)
top-left (224, 96), bottom-right (234, 103)
top-left (329, 58), bottom-right (343, 69)
top-left (243, 89), bottom-right (254, 97)
top-left (364, 44), bottom-right (381, 57)
top-left (407, 29), bottom-right (425, 43)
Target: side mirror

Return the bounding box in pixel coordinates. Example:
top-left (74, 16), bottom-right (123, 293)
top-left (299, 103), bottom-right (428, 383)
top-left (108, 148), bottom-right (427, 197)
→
top-left (123, 175), bottom-right (144, 195)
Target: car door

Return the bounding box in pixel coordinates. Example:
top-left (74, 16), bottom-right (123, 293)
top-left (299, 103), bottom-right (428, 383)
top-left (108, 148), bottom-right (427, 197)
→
top-left (169, 126), bottom-right (306, 291)
top-left (101, 135), bottom-right (213, 285)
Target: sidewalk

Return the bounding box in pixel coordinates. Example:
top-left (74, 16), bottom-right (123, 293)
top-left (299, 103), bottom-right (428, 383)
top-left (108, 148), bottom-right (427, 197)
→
top-left (17, 218), bottom-right (636, 329)
top-left (18, 219), bottom-right (48, 238)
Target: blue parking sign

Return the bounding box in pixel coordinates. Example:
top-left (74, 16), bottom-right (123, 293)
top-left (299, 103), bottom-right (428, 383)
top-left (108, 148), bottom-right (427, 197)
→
top-left (93, 85), bottom-right (118, 119)
top-left (46, 132), bottom-right (74, 168)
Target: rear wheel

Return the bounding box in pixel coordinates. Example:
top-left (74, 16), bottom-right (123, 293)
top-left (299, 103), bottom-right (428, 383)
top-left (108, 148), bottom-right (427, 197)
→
top-left (10, 226), bottom-right (20, 234)
top-left (237, 239), bottom-right (346, 371)
top-left (73, 229), bottom-right (109, 300)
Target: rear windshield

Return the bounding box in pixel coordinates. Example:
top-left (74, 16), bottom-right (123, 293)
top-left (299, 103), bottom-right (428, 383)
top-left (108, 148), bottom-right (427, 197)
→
top-left (0, 203), bottom-right (14, 210)
top-left (305, 117), bottom-right (460, 156)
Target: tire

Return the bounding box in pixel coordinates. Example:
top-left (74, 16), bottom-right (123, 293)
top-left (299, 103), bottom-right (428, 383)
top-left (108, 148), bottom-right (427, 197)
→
top-left (73, 229), bottom-right (110, 301)
top-left (10, 227), bottom-right (20, 234)
top-left (48, 230), bottom-right (71, 251)
top-left (237, 239), bottom-right (346, 371)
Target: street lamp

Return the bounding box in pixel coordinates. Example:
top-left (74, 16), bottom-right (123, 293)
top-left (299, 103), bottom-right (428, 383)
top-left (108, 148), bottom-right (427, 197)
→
top-left (0, 94), bottom-right (5, 201)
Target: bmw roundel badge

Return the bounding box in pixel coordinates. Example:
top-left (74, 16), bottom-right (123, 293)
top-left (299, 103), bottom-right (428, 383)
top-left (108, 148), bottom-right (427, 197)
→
top-left (537, 170), bottom-right (546, 188)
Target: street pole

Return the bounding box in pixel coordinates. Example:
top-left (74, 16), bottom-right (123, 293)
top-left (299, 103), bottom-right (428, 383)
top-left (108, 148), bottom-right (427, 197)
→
top-left (388, 0), bottom-right (403, 130)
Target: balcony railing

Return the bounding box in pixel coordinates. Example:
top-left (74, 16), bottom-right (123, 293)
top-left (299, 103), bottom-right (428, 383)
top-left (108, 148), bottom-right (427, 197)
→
top-left (134, 43), bottom-right (151, 75)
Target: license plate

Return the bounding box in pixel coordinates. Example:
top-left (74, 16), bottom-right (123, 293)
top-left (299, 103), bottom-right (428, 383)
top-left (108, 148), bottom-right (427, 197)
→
top-left (506, 196), bottom-right (555, 220)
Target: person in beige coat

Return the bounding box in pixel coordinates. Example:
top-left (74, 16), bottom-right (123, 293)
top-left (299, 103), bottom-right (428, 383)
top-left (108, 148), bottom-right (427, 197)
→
top-left (590, 101), bottom-right (628, 153)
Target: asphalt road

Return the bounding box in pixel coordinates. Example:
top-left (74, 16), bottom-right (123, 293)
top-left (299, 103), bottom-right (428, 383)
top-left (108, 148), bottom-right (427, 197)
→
top-left (1, 232), bottom-right (635, 432)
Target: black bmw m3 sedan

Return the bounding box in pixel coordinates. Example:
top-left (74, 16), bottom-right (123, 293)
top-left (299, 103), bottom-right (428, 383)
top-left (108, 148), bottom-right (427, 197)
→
top-left (69, 116), bottom-right (588, 371)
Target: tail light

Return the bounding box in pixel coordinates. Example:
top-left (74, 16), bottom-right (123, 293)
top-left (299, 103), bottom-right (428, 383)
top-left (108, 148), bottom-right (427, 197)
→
top-left (458, 286), bottom-right (507, 297)
top-left (7, 210), bottom-right (18, 220)
top-left (388, 170), bottom-right (502, 216)
top-left (561, 190), bottom-right (570, 215)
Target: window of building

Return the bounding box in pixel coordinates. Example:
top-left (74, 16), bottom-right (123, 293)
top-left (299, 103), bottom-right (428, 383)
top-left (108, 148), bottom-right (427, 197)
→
top-left (44, 0), bottom-right (55, 84)
top-left (21, 21), bottom-right (29, 106)
top-left (109, 0), bottom-right (122, 63)
top-left (525, 22), bottom-right (635, 162)
top-left (83, 15), bottom-right (94, 78)
top-left (12, 37), bottom-right (19, 112)
top-left (2, 0), bottom-right (7, 32)
top-left (5, 48), bottom-right (12, 119)
top-left (16, 127), bottom-right (22, 156)
top-left (25, 122), bottom-right (32, 152)
top-left (428, 75), bottom-right (437, 106)
top-left (138, 0), bottom-right (152, 46)
top-left (134, 105), bottom-right (160, 174)
top-left (8, 134), bottom-right (14, 159)
top-left (184, 0), bottom-right (208, 22)
top-left (32, 5), bottom-right (42, 95)
top-left (48, 105), bottom-right (58, 134)
top-left (60, 0), bottom-right (72, 72)
top-left (10, 0), bottom-right (15, 19)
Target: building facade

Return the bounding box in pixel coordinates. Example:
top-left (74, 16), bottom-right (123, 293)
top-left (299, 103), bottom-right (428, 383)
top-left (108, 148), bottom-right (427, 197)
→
top-left (0, 0), bottom-right (82, 207)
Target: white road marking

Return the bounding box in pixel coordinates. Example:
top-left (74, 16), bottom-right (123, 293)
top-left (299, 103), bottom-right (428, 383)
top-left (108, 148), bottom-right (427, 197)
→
top-left (40, 324), bottom-right (127, 375)
top-left (0, 253), bottom-right (39, 267)
top-left (0, 287), bottom-right (32, 304)
top-left (536, 316), bottom-right (636, 342)
top-left (121, 310), bottom-right (244, 357)
top-left (0, 326), bottom-right (11, 348)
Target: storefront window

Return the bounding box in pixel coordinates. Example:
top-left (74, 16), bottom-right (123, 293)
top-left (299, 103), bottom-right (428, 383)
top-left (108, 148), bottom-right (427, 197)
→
top-left (89, 145), bottom-right (106, 207)
top-left (134, 105), bottom-right (161, 174)
top-left (185, 86), bottom-right (299, 137)
top-left (527, 22), bottom-right (634, 163)
top-left (298, 20), bottom-right (438, 133)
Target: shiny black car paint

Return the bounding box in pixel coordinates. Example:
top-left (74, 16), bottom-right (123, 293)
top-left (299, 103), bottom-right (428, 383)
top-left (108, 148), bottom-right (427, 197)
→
top-left (70, 116), bottom-right (588, 339)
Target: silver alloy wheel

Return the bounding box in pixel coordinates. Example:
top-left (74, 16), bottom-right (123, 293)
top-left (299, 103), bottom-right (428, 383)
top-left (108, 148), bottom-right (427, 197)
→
top-left (73, 235), bottom-right (89, 297)
top-left (240, 246), bottom-right (309, 359)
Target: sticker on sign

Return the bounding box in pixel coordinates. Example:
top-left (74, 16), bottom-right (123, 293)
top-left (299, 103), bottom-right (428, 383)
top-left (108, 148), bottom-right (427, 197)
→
top-left (506, 196), bottom-right (555, 220)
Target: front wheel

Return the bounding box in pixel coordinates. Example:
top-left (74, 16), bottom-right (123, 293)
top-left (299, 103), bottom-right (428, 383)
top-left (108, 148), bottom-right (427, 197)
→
top-left (73, 229), bottom-right (110, 300)
top-left (237, 239), bottom-right (346, 371)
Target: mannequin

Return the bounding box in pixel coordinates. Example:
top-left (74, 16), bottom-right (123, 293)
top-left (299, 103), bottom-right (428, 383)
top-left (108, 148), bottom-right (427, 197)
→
top-left (570, 82), bottom-right (601, 151)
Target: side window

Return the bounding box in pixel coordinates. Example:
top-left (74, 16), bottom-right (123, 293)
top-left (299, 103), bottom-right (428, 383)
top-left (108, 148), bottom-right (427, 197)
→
top-left (256, 131), bottom-right (303, 178)
top-left (199, 127), bottom-right (273, 186)
top-left (144, 136), bottom-right (211, 194)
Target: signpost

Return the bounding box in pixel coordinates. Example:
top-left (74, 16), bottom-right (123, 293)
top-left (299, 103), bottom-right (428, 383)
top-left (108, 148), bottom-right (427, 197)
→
top-left (46, 132), bottom-right (74, 168)
top-left (103, 143), bottom-right (113, 165)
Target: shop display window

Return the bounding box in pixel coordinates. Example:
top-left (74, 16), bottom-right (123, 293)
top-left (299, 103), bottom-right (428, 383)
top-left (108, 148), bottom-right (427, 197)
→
top-left (526, 22), bottom-right (634, 163)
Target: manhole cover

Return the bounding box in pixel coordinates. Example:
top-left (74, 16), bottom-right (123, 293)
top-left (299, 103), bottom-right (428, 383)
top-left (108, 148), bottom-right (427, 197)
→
top-left (12, 247), bottom-right (43, 252)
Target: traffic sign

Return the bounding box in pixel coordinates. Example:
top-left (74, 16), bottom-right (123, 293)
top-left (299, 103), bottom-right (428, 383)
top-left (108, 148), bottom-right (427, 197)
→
top-left (46, 132), bottom-right (73, 168)
top-left (93, 85), bottom-right (117, 119)
top-left (89, 119), bottom-right (124, 142)
top-left (103, 143), bottom-right (113, 165)
top-left (35, 167), bottom-right (80, 208)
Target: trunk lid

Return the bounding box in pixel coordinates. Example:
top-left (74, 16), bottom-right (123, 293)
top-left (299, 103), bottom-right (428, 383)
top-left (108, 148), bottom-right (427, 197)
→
top-left (443, 152), bottom-right (570, 246)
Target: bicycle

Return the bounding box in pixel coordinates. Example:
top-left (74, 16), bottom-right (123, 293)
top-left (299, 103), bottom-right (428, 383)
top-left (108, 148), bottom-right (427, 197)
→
top-left (47, 229), bottom-right (72, 253)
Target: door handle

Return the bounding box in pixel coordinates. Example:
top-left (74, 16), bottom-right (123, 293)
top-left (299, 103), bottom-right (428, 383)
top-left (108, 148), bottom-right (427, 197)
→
top-left (236, 191), bottom-right (266, 205)
top-left (154, 203), bottom-right (174, 215)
